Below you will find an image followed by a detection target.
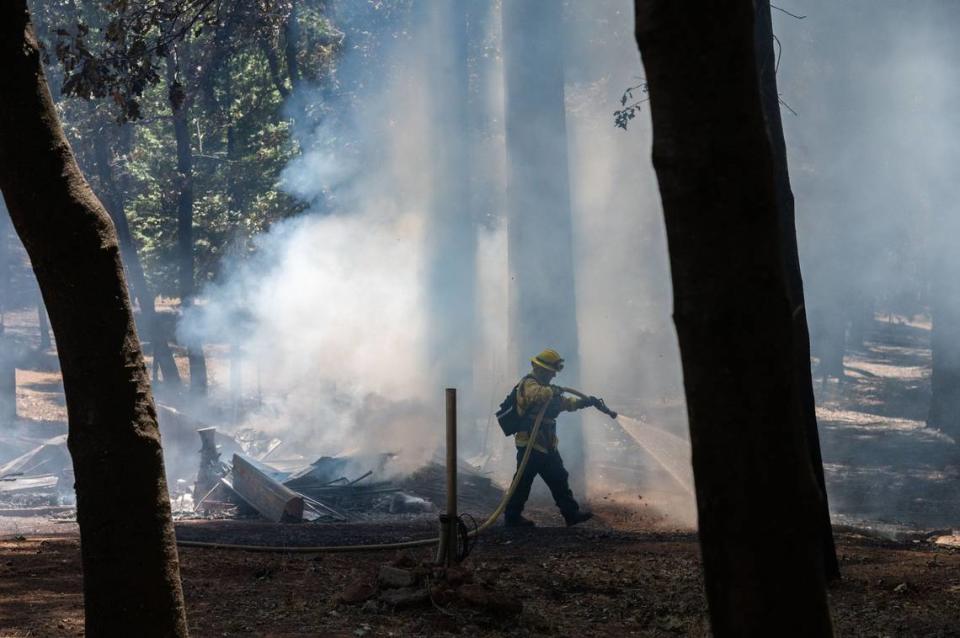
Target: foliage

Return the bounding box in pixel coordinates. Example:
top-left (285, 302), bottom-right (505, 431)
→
top-left (613, 82), bottom-right (648, 130)
top-left (27, 0), bottom-right (343, 296)
top-left (52, 0), bottom-right (293, 123)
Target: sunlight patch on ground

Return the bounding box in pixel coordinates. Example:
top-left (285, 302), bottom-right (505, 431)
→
top-left (816, 406), bottom-right (952, 443)
top-left (823, 462), bottom-right (958, 482)
top-left (844, 358), bottom-right (928, 380)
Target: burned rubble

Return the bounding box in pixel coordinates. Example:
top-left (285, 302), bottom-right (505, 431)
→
top-left (0, 434), bottom-right (73, 511)
top-left (188, 427), bottom-right (504, 525)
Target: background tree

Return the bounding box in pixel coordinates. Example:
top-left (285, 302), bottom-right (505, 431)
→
top-left (633, 0), bottom-right (833, 634)
top-left (502, 0), bottom-right (586, 481)
top-left (0, 1), bottom-right (188, 634)
top-left (0, 205), bottom-right (17, 423)
top-left (423, 2), bottom-right (476, 398)
top-left (42, 0), bottom-right (338, 398)
top-left (89, 112), bottom-right (183, 386)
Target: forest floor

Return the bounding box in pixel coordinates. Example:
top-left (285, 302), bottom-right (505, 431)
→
top-left (3, 314), bottom-right (960, 636)
top-left (815, 316), bottom-right (960, 533)
top-left (2, 519), bottom-right (960, 637)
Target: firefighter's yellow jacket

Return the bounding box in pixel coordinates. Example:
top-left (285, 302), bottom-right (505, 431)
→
top-left (514, 375), bottom-right (581, 453)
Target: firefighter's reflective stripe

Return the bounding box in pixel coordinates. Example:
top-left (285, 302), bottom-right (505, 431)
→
top-left (514, 376), bottom-right (579, 452)
top-left (515, 430), bottom-right (558, 453)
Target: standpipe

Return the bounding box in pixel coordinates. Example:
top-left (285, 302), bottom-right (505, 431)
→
top-left (176, 387), bottom-right (610, 553)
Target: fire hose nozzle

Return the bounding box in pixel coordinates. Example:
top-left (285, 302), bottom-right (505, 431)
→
top-left (594, 398), bottom-right (617, 420)
top-left (558, 386), bottom-right (618, 419)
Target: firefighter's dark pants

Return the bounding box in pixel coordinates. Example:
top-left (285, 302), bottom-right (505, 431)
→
top-left (504, 447), bottom-right (580, 522)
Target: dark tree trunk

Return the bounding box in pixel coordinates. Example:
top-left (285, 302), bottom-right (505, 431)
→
top-left (502, 0), bottom-right (585, 483)
top-left (283, 5), bottom-right (302, 92)
top-left (753, 0), bottom-right (839, 581)
top-left (0, 213), bottom-right (15, 422)
top-left (262, 38), bottom-right (291, 98)
top-left (0, 318), bottom-right (15, 423)
top-left (38, 299), bottom-right (51, 350)
top-left (927, 274), bottom-right (960, 441)
top-left (633, 1), bottom-right (833, 635)
top-left (846, 292), bottom-right (873, 351)
top-left (0, 3), bottom-right (188, 635)
top-left (166, 53), bottom-right (207, 395)
top-left (91, 122), bottom-right (183, 388)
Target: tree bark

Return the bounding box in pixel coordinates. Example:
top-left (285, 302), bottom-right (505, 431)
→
top-left (283, 5), bottom-right (302, 92)
top-left (166, 52), bottom-right (208, 395)
top-left (927, 272), bottom-right (960, 442)
top-left (38, 299), bottom-right (51, 350)
top-left (0, 211), bottom-right (15, 422)
top-left (633, 1), bottom-right (833, 635)
top-left (0, 3), bottom-right (188, 635)
top-left (91, 122), bottom-right (183, 388)
top-left (753, 0), bottom-right (839, 581)
top-left (502, 0), bottom-right (585, 483)
top-left (261, 38), bottom-right (291, 98)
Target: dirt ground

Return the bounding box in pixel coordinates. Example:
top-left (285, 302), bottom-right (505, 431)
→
top-left (4, 312), bottom-right (960, 636)
top-left (2, 517), bottom-right (960, 637)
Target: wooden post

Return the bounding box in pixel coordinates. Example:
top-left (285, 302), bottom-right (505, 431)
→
top-left (445, 388), bottom-right (458, 565)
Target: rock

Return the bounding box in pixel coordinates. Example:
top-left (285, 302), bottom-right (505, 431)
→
top-left (429, 582), bottom-right (457, 606)
top-left (379, 586), bottom-right (430, 608)
top-left (338, 578), bottom-right (376, 604)
top-left (657, 614), bottom-right (685, 632)
top-left (388, 492), bottom-right (434, 514)
top-left (440, 565), bottom-right (474, 587)
top-left (379, 565), bottom-right (416, 588)
top-left (390, 551), bottom-right (419, 568)
top-left (457, 583), bottom-right (522, 615)
top-left (521, 608), bottom-right (558, 633)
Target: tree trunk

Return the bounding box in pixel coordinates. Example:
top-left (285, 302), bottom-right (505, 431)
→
top-left (0, 3), bottom-right (188, 635)
top-left (0, 317), bottom-right (15, 423)
top-left (633, 1), bottom-right (833, 635)
top-left (166, 52), bottom-right (207, 395)
top-left (261, 38), bottom-right (290, 98)
top-left (927, 273), bottom-right (960, 442)
top-left (424, 2), bottom-right (476, 398)
top-left (0, 211), bottom-right (15, 422)
top-left (283, 5), bottom-right (302, 92)
top-left (38, 299), bottom-right (51, 350)
top-left (753, 0), bottom-right (839, 581)
top-left (502, 0), bottom-right (585, 483)
top-left (91, 122), bottom-right (183, 388)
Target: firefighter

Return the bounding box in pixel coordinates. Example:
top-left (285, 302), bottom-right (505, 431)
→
top-left (504, 348), bottom-right (595, 528)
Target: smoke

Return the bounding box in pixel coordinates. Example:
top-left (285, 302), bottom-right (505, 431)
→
top-left (772, 2), bottom-right (960, 528)
top-left (181, 1), bottom-right (689, 516)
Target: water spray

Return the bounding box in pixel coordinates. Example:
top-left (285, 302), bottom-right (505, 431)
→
top-left (564, 386), bottom-right (693, 496)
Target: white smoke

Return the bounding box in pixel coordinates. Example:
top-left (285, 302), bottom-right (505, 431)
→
top-left (181, 1), bottom-right (689, 515)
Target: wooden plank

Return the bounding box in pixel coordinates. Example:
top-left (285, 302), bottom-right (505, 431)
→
top-left (0, 474), bottom-right (59, 493)
top-left (230, 454), bottom-right (303, 523)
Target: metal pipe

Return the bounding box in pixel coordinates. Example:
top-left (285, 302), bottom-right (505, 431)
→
top-left (445, 387), bottom-right (458, 565)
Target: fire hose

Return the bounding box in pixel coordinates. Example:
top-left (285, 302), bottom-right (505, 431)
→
top-left (175, 387), bottom-right (615, 553)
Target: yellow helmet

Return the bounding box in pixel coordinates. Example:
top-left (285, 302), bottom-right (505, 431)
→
top-left (531, 349), bottom-right (565, 373)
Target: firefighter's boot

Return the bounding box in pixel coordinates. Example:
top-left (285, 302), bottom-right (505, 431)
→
top-left (504, 514), bottom-right (536, 528)
top-left (564, 511), bottom-right (593, 527)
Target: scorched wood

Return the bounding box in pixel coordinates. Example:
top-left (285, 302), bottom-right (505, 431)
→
top-left (231, 454), bottom-right (303, 523)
